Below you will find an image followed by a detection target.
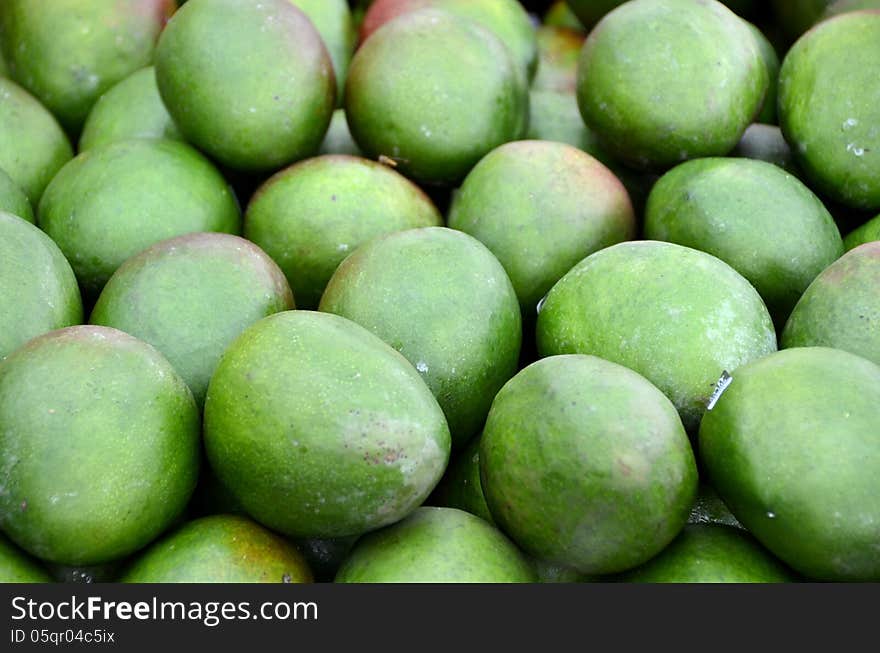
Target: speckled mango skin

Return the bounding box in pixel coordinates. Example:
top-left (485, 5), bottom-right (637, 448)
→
top-left (699, 347), bottom-right (880, 581)
top-left (0, 212), bottom-right (82, 360)
top-left (345, 10), bottom-right (528, 186)
top-left (37, 138), bottom-right (241, 299)
top-left (645, 157), bottom-right (843, 326)
top-left (244, 154), bottom-right (441, 310)
top-left (0, 0), bottom-right (175, 135)
top-left (0, 167), bottom-right (34, 222)
top-left (359, 0), bottom-right (538, 81)
top-left (204, 311), bottom-right (451, 539)
top-left (844, 214), bottom-right (880, 250)
top-left (434, 0), bottom-right (538, 81)
top-left (320, 227), bottom-right (522, 448)
top-left (79, 66), bottom-right (181, 152)
top-left (448, 140), bottom-right (635, 316)
top-left (480, 355), bottom-right (697, 575)
top-left (536, 241), bottom-right (777, 432)
top-left (122, 515), bottom-right (313, 583)
top-left (614, 525), bottom-right (794, 583)
top-left (0, 534), bottom-right (51, 583)
top-left (289, 0), bottom-right (354, 105)
top-left (778, 11), bottom-right (880, 210)
top-left (781, 243), bottom-right (880, 366)
top-left (430, 434), bottom-right (494, 524)
top-left (576, 0), bottom-right (767, 171)
top-left (0, 325), bottom-right (200, 566)
top-left (335, 507), bottom-right (536, 583)
top-left (155, 0), bottom-right (335, 173)
top-left (0, 78), bottom-right (73, 207)
top-left (90, 233), bottom-right (294, 407)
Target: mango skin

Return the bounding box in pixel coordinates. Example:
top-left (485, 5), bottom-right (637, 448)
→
top-left (844, 214), bottom-right (880, 250)
top-left (0, 325), bottom-right (201, 566)
top-left (536, 241), bottom-right (777, 432)
top-left (289, 0), bottom-right (354, 105)
top-left (782, 243), bottom-right (880, 366)
top-left (79, 66), bottom-right (181, 152)
top-left (204, 311), bottom-right (451, 539)
top-left (0, 0), bottom-right (175, 134)
top-left (0, 78), bottom-right (73, 207)
top-left (699, 347), bottom-right (880, 581)
top-left (155, 0), bottom-right (335, 173)
top-left (614, 525), bottom-right (794, 583)
top-left (778, 11), bottom-right (880, 210)
top-left (448, 140), bottom-right (635, 316)
top-left (121, 515), bottom-right (313, 583)
top-left (576, 0), bottom-right (767, 171)
top-left (38, 138), bottom-right (241, 298)
top-left (345, 9), bottom-right (528, 185)
top-left (481, 355), bottom-right (697, 576)
top-left (335, 507), bottom-right (536, 583)
top-left (0, 167), bottom-right (34, 222)
top-left (320, 227), bottom-right (522, 448)
top-left (244, 154), bottom-right (441, 309)
top-left (644, 157), bottom-right (843, 326)
top-left (0, 534), bottom-right (52, 583)
top-left (90, 233), bottom-right (294, 407)
top-left (359, 0), bottom-right (538, 81)
top-left (0, 212), bottom-right (82, 360)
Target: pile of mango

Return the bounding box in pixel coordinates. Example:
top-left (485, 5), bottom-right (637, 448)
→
top-left (0, 0), bottom-right (878, 584)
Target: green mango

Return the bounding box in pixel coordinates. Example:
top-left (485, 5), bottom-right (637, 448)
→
top-left (615, 525), bottom-right (794, 583)
top-left (335, 507), bottom-right (536, 583)
top-left (644, 157), bottom-right (843, 326)
top-left (536, 241), bottom-right (777, 432)
top-left (122, 515), bottom-right (312, 583)
top-left (90, 233), bottom-right (294, 407)
top-left (843, 214), bottom-right (880, 250)
top-left (481, 355), bottom-right (697, 575)
top-left (345, 9), bottom-right (528, 185)
top-left (38, 138), bottom-right (241, 298)
top-left (0, 0), bottom-right (176, 134)
top-left (700, 347), bottom-right (880, 581)
top-left (0, 212), bottom-right (82, 360)
top-left (320, 227), bottom-right (522, 447)
top-left (0, 535), bottom-right (52, 583)
top-left (155, 0), bottom-right (335, 173)
top-left (778, 11), bottom-right (880, 210)
top-left (782, 242), bottom-right (880, 366)
top-left (576, 0), bottom-right (767, 170)
top-left (448, 139), bottom-right (635, 317)
top-left (79, 66), bottom-right (181, 152)
top-left (0, 325), bottom-right (200, 566)
top-left (0, 77), bottom-right (73, 207)
top-left (204, 310), bottom-right (451, 539)
top-left (244, 154), bottom-right (441, 309)
top-left (0, 167), bottom-right (34, 222)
